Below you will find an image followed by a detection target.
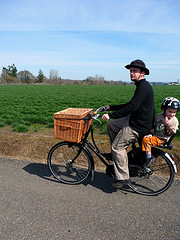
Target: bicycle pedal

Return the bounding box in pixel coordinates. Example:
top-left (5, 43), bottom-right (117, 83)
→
top-left (143, 167), bottom-right (153, 175)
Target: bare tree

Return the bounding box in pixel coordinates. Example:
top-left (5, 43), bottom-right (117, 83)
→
top-left (83, 74), bottom-right (105, 85)
top-left (1, 67), bottom-right (8, 83)
top-left (49, 69), bottom-right (61, 84)
top-left (94, 74), bottom-right (105, 85)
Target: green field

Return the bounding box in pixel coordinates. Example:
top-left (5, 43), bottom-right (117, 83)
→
top-left (0, 85), bottom-right (180, 137)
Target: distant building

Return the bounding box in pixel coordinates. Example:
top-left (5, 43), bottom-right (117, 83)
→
top-left (169, 82), bottom-right (180, 85)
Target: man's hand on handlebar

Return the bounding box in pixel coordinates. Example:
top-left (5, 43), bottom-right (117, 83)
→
top-left (102, 114), bottom-right (110, 121)
top-left (93, 106), bottom-right (110, 121)
top-left (101, 106), bottom-right (110, 121)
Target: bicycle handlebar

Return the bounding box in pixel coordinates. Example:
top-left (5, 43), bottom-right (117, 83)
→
top-left (92, 106), bottom-right (106, 123)
top-left (93, 106), bottom-right (106, 114)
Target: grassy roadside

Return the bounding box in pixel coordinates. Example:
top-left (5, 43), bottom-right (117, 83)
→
top-left (0, 126), bottom-right (180, 178)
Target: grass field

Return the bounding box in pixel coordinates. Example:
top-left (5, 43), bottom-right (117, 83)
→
top-left (0, 84), bottom-right (180, 137)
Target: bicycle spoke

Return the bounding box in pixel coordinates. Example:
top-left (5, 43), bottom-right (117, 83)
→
top-left (48, 142), bottom-right (91, 184)
top-left (129, 149), bottom-right (174, 196)
top-left (148, 174), bottom-right (167, 187)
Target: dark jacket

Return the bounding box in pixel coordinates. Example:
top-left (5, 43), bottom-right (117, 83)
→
top-left (108, 79), bottom-right (155, 136)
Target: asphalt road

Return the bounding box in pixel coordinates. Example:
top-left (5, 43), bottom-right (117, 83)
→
top-left (0, 157), bottom-right (180, 240)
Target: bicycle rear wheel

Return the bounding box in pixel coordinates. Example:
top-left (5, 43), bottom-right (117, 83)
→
top-left (47, 141), bottom-right (92, 184)
top-left (128, 148), bottom-right (175, 196)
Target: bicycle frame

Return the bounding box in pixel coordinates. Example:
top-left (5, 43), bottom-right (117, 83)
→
top-left (47, 107), bottom-right (177, 195)
top-left (61, 124), bottom-right (108, 181)
top-left (77, 124), bottom-right (109, 164)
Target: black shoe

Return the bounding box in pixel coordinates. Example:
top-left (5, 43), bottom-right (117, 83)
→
top-left (143, 156), bottom-right (155, 167)
top-left (143, 157), bottom-right (154, 175)
top-left (102, 153), bottom-right (112, 161)
top-left (112, 179), bottom-right (130, 189)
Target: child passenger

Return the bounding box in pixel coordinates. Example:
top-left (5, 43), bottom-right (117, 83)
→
top-left (142, 97), bottom-right (180, 167)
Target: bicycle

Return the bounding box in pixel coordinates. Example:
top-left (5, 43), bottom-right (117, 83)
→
top-left (47, 107), bottom-right (178, 196)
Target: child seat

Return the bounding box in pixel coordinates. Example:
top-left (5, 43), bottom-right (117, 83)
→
top-left (160, 133), bottom-right (176, 150)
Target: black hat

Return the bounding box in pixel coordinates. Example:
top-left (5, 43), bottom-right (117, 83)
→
top-left (125, 59), bottom-right (150, 75)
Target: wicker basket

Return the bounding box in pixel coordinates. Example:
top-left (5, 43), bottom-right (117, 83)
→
top-left (54, 108), bottom-right (93, 143)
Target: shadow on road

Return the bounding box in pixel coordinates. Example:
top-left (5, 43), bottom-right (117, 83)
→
top-left (23, 162), bottom-right (59, 183)
top-left (23, 162), bottom-right (134, 194)
top-left (83, 171), bottom-right (117, 193)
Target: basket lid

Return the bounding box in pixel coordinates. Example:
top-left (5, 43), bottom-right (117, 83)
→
top-left (54, 108), bottom-right (93, 119)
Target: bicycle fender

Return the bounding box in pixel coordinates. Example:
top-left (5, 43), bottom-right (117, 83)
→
top-left (152, 147), bottom-right (177, 173)
top-left (165, 153), bottom-right (177, 173)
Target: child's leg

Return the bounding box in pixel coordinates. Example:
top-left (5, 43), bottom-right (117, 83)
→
top-left (142, 136), bottom-right (152, 164)
top-left (142, 136), bottom-right (165, 166)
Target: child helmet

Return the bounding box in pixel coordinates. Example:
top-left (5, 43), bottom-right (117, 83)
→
top-left (161, 97), bottom-right (180, 110)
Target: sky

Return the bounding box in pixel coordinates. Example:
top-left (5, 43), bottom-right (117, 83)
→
top-left (0, 0), bottom-right (180, 82)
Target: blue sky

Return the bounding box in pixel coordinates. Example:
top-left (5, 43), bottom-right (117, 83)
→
top-left (0, 0), bottom-right (180, 82)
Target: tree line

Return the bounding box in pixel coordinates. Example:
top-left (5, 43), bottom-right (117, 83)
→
top-left (0, 64), bottom-right (128, 85)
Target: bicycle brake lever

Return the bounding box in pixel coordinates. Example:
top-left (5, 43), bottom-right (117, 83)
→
top-left (95, 106), bottom-right (106, 113)
top-left (99, 106), bottom-right (106, 112)
top-left (92, 114), bottom-right (102, 124)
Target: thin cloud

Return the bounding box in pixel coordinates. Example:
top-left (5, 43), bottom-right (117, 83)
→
top-left (0, 0), bottom-right (180, 34)
top-left (0, 0), bottom-right (180, 82)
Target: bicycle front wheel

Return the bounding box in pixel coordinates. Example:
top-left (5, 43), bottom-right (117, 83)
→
top-left (129, 148), bottom-right (175, 196)
top-left (47, 141), bottom-right (92, 184)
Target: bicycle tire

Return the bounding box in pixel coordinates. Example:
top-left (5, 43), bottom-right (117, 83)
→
top-left (128, 147), bottom-right (175, 196)
top-left (47, 141), bottom-right (92, 184)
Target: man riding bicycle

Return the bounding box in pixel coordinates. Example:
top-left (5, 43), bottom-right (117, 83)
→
top-left (102, 59), bottom-right (155, 189)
